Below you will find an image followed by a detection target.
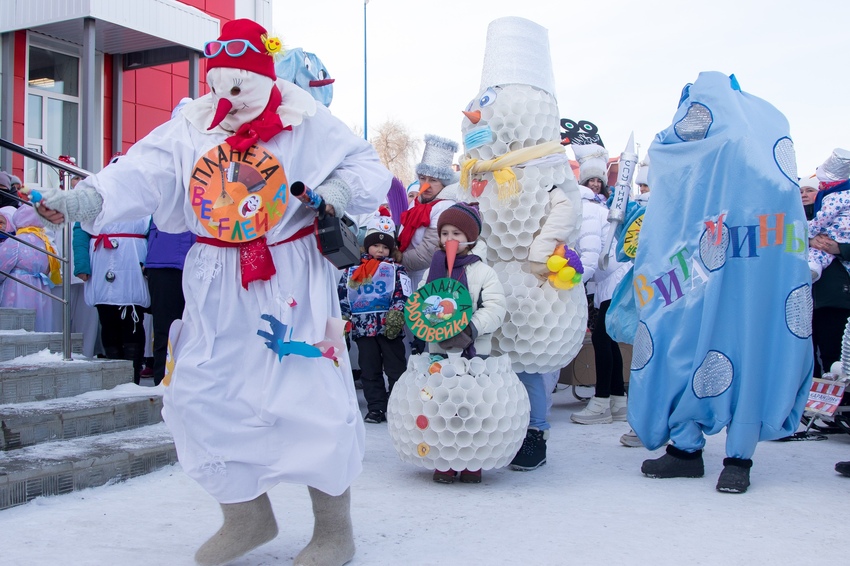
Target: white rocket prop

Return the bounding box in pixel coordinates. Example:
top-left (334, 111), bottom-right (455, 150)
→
top-left (599, 132), bottom-right (638, 270)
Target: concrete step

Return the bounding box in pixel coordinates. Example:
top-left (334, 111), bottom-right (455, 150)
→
top-left (0, 385), bottom-right (164, 450)
top-left (0, 308), bottom-right (36, 332)
top-left (0, 331), bottom-right (83, 362)
top-left (0, 359), bottom-right (133, 404)
top-left (0, 422), bottom-right (177, 510)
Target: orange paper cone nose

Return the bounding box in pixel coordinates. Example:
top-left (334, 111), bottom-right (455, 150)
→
top-left (445, 239), bottom-right (459, 276)
top-left (208, 98), bottom-right (233, 130)
top-left (463, 110), bottom-right (481, 124)
top-left (416, 182), bottom-right (430, 198)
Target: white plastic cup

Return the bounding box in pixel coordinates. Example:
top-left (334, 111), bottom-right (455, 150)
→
top-left (430, 415), bottom-right (447, 432)
top-left (465, 387), bottom-right (483, 406)
top-left (456, 403), bottom-right (474, 420)
top-left (423, 401), bottom-right (440, 418)
top-left (473, 432), bottom-right (490, 449)
top-left (438, 402), bottom-right (458, 419)
top-left (458, 446), bottom-right (476, 461)
top-left (440, 445), bottom-right (458, 460)
top-left (465, 416), bottom-right (483, 434)
top-left (456, 431), bottom-right (473, 448)
top-left (481, 417), bottom-right (498, 433)
top-left (475, 402), bottom-right (492, 419)
top-left (439, 429), bottom-right (456, 445)
top-left (468, 357), bottom-right (486, 376)
top-left (491, 403), bottom-right (506, 419)
top-left (423, 428), bottom-right (439, 446)
top-left (482, 388), bottom-right (498, 404)
top-left (450, 388), bottom-right (466, 405)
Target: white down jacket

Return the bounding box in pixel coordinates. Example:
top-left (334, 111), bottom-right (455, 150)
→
top-left (419, 258), bottom-right (507, 356)
top-left (576, 185), bottom-right (607, 284)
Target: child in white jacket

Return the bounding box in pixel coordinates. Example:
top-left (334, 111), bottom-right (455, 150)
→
top-left (419, 203), bottom-right (506, 484)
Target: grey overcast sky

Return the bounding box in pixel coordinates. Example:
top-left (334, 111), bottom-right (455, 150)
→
top-left (274, 0), bottom-right (849, 176)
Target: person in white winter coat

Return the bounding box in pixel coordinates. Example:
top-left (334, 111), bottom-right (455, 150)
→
top-left (571, 215), bottom-right (631, 425)
top-left (34, 19), bottom-right (392, 566)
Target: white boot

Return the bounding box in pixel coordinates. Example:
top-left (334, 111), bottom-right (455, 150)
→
top-left (570, 396), bottom-right (612, 424)
top-left (620, 428), bottom-right (643, 447)
top-left (610, 395), bottom-right (628, 422)
top-left (194, 492), bottom-right (278, 566)
top-left (294, 487), bottom-right (355, 566)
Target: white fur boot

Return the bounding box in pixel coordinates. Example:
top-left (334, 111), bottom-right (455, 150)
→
top-left (194, 492), bottom-right (279, 566)
top-left (294, 487), bottom-right (355, 566)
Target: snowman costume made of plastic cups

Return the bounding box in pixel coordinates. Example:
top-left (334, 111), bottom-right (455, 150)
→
top-left (456, 17), bottom-right (587, 469)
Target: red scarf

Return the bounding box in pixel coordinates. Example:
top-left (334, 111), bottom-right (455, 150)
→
top-left (226, 85), bottom-right (290, 152)
top-left (348, 257), bottom-right (381, 287)
top-left (398, 199), bottom-right (441, 252)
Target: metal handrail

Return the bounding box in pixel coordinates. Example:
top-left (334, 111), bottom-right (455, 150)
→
top-left (0, 136), bottom-right (93, 360)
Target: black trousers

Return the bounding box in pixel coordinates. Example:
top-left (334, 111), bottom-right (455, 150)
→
top-left (147, 268), bottom-right (186, 382)
top-left (591, 299), bottom-right (625, 398)
top-left (356, 334), bottom-right (407, 412)
top-left (812, 306), bottom-right (850, 377)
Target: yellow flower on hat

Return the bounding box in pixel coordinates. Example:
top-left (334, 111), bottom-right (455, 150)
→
top-left (261, 34), bottom-right (283, 56)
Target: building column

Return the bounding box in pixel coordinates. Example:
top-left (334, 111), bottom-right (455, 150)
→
top-left (81, 17), bottom-right (97, 172)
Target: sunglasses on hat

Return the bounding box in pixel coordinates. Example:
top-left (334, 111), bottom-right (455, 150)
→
top-left (203, 39), bottom-right (261, 58)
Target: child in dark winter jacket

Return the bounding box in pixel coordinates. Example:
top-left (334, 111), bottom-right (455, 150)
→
top-left (339, 216), bottom-right (412, 424)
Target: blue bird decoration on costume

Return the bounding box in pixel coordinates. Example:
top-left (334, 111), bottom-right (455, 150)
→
top-left (275, 47), bottom-right (335, 107)
top-left (258, 314), bottom-right (323, 361)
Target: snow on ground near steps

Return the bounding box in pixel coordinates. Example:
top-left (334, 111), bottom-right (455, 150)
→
top-left (0, 385), bottom-right (847, 566)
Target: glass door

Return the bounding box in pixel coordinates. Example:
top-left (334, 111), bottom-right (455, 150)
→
top-left (25, 45), bottom-right (80, 189)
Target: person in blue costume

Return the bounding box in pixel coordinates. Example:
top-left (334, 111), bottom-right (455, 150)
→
top-left (628, 72), bottom-right (813, 493)
top-left (275, 47), bottom-right (334, 107)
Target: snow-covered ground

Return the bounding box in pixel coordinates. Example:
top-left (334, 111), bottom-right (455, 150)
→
top-left (1, 384), bottom-right (847, 566)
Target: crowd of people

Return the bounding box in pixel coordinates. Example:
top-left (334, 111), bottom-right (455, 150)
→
top-left (1, 16), bottom-right (847, 566)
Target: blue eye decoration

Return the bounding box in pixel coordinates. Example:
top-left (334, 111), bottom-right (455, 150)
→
top-left (479, 87), bottom-right (497, 107)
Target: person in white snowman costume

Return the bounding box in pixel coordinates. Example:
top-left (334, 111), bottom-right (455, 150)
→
top-left (458, 17), bottom-right (586, 471)
top-left (35, 19), bottom-right (391, 566)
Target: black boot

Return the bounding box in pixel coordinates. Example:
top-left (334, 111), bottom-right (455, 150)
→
top-left (122, 343), bottom-right (143, 385)
top-left (103, 346), bottom-right (122, 360)
top-left (837, 461), bottom-right (850, 477)
top-left (509, 428), bottom-right (547, 471)
top-left (641, 445), bottom-right (704, 478)
top-left (716, 457), bottom-right (753, 493)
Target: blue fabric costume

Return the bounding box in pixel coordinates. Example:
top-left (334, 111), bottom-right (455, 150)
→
top-left (627, 71), bottom-right (813, 460)
top-left (274, 47), bottom-right (334, 107)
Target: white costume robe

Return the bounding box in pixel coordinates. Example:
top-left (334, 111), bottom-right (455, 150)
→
top-left (79, 81), bottom-right (391, 503)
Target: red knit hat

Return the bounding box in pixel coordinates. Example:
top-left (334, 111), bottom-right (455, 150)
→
top-left (204, 19), bottom-right (277, 81)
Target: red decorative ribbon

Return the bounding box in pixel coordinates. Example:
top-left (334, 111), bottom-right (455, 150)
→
top-left (93, 233), bottom-right (146, 250)
top-left (196, 223), bottom-right (316, 289)
top-left (225, 85), bottom-right (290, 152)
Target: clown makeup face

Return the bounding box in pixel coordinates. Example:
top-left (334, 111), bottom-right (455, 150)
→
top-left (206, 68), bottom-right (274, 132)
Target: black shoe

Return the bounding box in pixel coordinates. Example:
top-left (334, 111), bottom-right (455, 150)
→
top-left (716, 457), bottom-right (752, 493)
top-left (509, 429), bottom-right (547, 471)
top-left (641, 445), bottom-right (704, 478)
top-left (459, 469), bottom-right (482, 483)
top-left (364, 410), bottom-right (386, 424)
top-left (433, 469), bottom-right (457, 484)
top-left (837, 461), bottom-right (850, 477)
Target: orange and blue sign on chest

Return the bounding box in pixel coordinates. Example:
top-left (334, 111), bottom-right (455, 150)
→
top-left (190, 143), bottom-right (288, 241)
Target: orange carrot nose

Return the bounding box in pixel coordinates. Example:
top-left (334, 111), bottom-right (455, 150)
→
top-left (416, 182), bottom-right (431, 198)
top-left (445, 239), bottom-right (459, 275)
top-left (463, 110), bottom-right (481, 124)
top-left (208, 98), bottom-right (233, 130)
